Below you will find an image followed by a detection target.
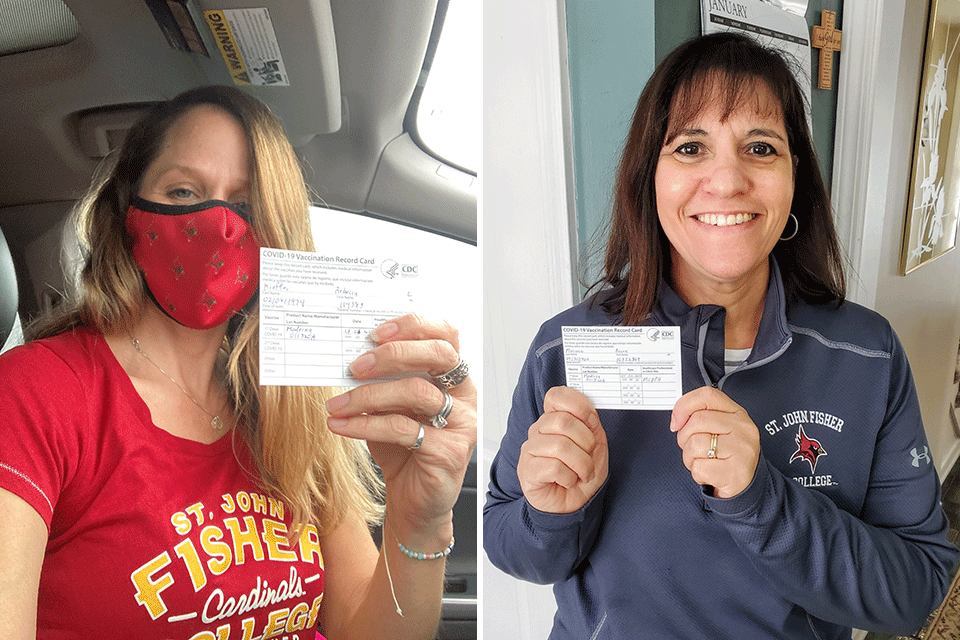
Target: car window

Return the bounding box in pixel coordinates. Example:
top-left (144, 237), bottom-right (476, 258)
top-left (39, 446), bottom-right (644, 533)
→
top-left (412, 0), bottom-right (479, 174)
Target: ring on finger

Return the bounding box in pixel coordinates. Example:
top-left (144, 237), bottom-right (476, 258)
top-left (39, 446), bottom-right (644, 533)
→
top-left (431, 390), bottom-right (454, 429)
top-left (707, 434), bottom-right (718, 459)
top-left (432, 357), bottom-right (469, 389)
top-left (408, 425), bottom-right (425, 451)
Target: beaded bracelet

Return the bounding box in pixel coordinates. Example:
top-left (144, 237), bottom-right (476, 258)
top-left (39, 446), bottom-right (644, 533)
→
top-left (396, 534), bottom-right (455, 560)
top-left (382, 527), bottom-right (456, 617)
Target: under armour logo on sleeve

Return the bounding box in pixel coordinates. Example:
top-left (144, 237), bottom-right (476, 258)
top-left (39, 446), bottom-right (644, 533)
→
top-left (911, 445), bottom-right (931, 467)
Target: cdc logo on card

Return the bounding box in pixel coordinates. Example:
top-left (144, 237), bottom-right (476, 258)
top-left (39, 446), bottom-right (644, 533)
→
top-left (646, 328), bottom-right (676, 342)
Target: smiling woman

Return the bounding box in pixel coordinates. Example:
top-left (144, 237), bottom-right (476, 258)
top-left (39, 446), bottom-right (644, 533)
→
top-left (655, 81), bottom-right (796, 348)
top-left (484, 31), bottom-right (957, 640)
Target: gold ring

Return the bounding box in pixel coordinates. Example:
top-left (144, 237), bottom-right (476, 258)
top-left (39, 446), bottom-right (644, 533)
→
top-left (707, 434), bottom-right (718, 459)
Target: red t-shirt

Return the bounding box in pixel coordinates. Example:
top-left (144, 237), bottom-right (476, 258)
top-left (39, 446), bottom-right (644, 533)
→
top-left (0, 328), bottom-right (326, 640)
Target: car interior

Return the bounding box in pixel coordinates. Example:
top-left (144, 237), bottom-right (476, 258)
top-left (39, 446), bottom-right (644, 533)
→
top-left (0, 0), bottom-right (476, 638)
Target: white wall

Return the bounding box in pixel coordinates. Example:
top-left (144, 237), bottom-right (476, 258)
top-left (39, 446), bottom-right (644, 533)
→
top-left (835, 0), bottom-right (960, 476)
top-left (482, 0), bottom-right (577, 637)
top-left (875, 0), bottom-right (960, 477)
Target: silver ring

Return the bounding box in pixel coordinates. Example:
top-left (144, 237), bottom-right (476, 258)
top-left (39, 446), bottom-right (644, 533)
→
top-left (408, 424), bottom-right (425, 451)
top-left (431, 390), bottom-right (454, 429)
top-left (432, 357), bottom-right (469, 389)
top-left (707, 434), bottom-right (718, 459)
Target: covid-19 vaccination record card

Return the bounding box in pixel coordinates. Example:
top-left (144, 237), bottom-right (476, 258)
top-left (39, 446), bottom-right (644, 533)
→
top-left (258, 210), bottom-right (477, 388)
top-left (562, 325), bottom-right (682, 410)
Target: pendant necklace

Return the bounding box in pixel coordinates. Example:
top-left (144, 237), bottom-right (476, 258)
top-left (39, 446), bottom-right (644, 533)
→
top-left (130, 336), bottom-right (225, 430)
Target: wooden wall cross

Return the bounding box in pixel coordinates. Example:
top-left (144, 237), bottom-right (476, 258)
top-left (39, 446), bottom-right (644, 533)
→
top-left (811, 10), bottom-right (842, 90)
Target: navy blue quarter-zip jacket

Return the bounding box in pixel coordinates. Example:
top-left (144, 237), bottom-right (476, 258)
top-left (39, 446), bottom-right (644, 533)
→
top-left (484, 260), bottom-right (957, 639)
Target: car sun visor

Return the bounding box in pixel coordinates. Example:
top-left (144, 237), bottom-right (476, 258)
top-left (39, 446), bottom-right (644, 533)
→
top-left (142, 0), bottom-right (342, 143)
top-left (0, 0), bottom-right (80, 56)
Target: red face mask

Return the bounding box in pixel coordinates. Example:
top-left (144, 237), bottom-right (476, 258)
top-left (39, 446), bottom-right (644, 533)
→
top-left (126, 196), bottom-right (260, 330)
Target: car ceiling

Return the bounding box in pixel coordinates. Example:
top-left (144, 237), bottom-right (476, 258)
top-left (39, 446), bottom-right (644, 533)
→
top-left (0, 0), bottom-right (476, 278)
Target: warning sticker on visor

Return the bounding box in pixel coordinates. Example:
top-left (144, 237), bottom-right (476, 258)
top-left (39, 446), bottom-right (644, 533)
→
top-left (204, 8), bottom-right (290, 86)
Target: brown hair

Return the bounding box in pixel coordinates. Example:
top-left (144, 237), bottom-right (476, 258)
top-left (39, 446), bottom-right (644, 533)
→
top-left (29, 86), bottom-right (383, 535)
top-left (598, 31), bottom-right (845, 323)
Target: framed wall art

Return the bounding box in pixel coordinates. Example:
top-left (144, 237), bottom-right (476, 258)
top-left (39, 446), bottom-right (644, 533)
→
top-left (901, 0), bottom-right (960, 275)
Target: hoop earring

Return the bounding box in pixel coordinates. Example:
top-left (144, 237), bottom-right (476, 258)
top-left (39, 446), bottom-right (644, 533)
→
top-left (780, 213), bottom-right (798, 241)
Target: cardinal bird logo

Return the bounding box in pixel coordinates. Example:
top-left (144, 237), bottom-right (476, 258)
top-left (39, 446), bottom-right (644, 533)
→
top-left (790, 426), bottom-right (827, 474)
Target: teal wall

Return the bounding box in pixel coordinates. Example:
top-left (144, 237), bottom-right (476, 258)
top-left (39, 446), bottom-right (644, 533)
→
top-left (566, 0), bottom-right (844, 289)
top-left (564, 0), bottom-right (656, 288)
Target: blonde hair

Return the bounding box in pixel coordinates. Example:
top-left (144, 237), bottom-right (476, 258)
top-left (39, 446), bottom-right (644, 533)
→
top-left (29, 86), bottom-right (384, 536)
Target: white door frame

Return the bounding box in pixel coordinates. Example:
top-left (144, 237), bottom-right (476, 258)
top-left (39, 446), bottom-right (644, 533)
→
top-left (831, 0), bottom-right (907, 308)
top-left (482, 0), bottom-right (577, 637)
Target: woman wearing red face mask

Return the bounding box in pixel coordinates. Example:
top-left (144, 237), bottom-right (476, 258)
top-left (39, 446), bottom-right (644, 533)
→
top-left (0, 86), bottom-right (476, 640)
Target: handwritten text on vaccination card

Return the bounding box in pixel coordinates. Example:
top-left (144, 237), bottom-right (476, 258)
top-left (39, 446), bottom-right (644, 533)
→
top-left (259, 247), bottom-right (419, 386)
top-left (562, 326), bottom-right (682, 410)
